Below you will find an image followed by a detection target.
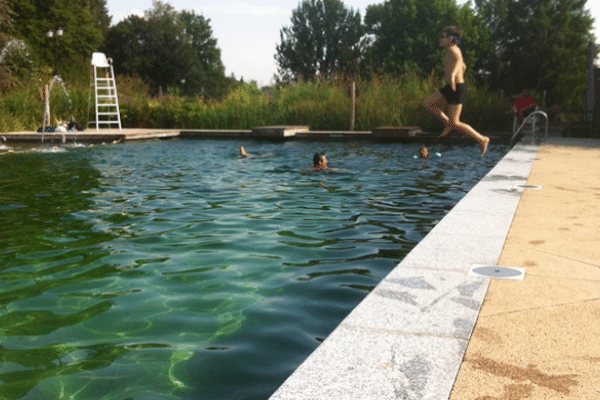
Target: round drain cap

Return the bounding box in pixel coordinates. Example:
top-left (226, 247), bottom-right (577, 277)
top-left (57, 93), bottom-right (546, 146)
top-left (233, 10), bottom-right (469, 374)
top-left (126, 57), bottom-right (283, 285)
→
top-left (472, 266), bottom-right (522, 278)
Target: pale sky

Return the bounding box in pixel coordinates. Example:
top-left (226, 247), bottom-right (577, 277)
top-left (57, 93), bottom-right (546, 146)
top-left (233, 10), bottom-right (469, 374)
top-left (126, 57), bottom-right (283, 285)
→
top-left (105, 0), bottom-right (600, 87)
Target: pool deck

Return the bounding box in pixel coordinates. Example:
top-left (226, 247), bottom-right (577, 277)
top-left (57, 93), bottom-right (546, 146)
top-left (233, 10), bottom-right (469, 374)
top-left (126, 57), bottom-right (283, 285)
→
top-left (1, 126), bottom-right (515, 144)
top-left (269, 136), bottom-right (600, 400)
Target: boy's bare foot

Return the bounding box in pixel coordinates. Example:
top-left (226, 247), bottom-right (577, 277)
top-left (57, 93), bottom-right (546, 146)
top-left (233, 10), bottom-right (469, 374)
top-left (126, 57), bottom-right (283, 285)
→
top-left (480, 137), bottom-right (490, 157)
top-left (439, 125), bottom-right (452, 138)
top-left (240, 146), bottom-right (248, 157)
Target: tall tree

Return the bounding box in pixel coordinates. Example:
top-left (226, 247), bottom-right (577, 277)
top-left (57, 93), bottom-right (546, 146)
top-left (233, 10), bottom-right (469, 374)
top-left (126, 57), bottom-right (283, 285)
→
top-left (5, 0), bottom-right (110, 80)
top-left (275, 0), bottom-right (363, 82)
top-left (176, 10), bottom-right (227, 97)
top-left (364, 0), bottom-right (488, 77)
top-left (102, 1), bottom-right (228, 97)
top-left (0, 0), bottom-right (30, 91)
top-left (474, 0), bottom-right (595, 108)
top-left (0, 0), bottom-right (13, 34)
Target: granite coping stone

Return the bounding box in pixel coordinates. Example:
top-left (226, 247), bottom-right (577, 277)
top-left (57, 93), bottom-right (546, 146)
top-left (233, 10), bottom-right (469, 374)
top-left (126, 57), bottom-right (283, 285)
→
top-left (269, 141), bottom-right (541, 400)
top-left (343, 269), bottom-right (490, 339)
top-left (269, 325), bottom-right (469, 400)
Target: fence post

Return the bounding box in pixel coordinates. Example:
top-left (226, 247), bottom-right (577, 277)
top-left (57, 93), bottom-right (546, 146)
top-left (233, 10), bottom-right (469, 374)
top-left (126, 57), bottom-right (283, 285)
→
top-left (350, 80), bottom-right (356, 131)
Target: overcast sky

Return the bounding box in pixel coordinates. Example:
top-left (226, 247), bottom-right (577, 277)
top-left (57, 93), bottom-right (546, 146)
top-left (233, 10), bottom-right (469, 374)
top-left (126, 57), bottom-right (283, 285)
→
top-left (105, 0), bottom-right (600, 87)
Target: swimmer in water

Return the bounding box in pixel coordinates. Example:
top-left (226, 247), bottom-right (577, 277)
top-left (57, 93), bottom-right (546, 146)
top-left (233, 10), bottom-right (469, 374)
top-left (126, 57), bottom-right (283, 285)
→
top-left (240, 146), bottom-right (276, 158)
top-left (310, 152), bottom-right (328, 170)
top-left (307, 152), bottom-right (342, 172)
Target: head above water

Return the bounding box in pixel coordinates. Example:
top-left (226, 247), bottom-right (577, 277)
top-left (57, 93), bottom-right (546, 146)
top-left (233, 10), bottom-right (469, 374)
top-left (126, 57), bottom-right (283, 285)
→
top-left (313, 152), bottom-right (328, 169)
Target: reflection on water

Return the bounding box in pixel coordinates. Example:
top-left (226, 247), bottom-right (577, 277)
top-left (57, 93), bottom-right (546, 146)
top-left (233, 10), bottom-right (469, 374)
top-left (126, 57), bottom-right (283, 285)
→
top-left (0, 140), bottom-right (508, 399)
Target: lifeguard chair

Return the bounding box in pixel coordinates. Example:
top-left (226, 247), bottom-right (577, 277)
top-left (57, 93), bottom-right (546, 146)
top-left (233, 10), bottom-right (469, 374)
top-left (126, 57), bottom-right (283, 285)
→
top-left (90, 52), bottom-right (121, 130)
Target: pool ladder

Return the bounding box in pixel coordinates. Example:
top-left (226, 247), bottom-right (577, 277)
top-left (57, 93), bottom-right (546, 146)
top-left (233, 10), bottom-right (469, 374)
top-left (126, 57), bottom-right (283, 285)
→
top-left (510, 111), bottom-right (548, 146)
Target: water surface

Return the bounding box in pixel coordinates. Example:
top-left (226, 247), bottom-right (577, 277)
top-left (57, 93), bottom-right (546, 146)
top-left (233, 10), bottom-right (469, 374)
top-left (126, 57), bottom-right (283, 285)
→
top-left (0, 140), bottom-right (508, 399)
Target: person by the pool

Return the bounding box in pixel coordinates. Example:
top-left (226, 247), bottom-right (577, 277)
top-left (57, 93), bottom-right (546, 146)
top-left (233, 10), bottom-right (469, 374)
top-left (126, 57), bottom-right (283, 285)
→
top-left (422, 26), bottom-right (490, 157)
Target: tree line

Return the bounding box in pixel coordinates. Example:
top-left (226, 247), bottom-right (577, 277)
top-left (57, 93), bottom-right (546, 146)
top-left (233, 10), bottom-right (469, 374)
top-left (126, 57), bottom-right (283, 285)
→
top-left (0, 0), bottom-right (597, 109)
top-left (277, 0), bottom-right (596, 109)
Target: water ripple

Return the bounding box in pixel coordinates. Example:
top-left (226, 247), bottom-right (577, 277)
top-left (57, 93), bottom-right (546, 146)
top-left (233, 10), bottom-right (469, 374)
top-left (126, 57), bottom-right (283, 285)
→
top-left (0, 140), bottom-right (508, 399)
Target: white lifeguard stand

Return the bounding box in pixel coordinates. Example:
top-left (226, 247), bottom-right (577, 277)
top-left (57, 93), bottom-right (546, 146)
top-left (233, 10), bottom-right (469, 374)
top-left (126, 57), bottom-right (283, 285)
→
top-left (91, 52), bottom-right (121, 130)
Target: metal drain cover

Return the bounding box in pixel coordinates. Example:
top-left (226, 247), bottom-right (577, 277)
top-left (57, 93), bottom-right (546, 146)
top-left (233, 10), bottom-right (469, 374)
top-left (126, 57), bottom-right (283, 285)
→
top-left (467, 264), bottom-right (525, 280)
top-left (513, 184), bottom-right (542, 189)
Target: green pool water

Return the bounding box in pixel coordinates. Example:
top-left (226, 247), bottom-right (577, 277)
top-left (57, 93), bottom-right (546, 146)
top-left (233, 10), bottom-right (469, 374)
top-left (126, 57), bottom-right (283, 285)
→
top-left (0, 139), bottom-right (508, 399)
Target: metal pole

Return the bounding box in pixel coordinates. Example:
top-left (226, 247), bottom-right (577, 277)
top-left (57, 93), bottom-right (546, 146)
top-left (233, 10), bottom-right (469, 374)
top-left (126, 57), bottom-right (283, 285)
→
top-left (54, 36), bottom-right (59, 76)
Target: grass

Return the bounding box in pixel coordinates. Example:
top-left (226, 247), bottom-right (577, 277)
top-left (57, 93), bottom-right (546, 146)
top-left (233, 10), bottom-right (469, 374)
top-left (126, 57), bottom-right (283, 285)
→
top-left (1, 74), bottom-right (512, 133)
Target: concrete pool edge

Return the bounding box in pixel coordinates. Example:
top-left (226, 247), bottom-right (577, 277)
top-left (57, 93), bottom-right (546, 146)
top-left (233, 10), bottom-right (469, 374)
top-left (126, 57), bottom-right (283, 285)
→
top-left (268, 141), bottom-right (541, 400)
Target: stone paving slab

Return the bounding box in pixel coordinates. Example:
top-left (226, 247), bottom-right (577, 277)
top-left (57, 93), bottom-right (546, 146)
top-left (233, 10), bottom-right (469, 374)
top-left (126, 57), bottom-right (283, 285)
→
top-left (269, 325), bottom-right (467, 400)
top-left (398, 231), bottom-right (504, 273)
top-left (269, 141), bottom-right (542, 400)
top-left (344, 269), bottom-right (489, 339)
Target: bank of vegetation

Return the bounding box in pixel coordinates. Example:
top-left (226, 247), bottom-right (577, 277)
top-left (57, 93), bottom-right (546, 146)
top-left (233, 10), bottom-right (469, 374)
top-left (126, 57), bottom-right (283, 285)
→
top-left (1, 73), bottom-right (511, 132)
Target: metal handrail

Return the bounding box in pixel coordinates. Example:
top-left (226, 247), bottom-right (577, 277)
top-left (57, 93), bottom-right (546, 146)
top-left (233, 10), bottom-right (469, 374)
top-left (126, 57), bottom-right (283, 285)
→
top-left (510, 110), bottom-right (549, 146)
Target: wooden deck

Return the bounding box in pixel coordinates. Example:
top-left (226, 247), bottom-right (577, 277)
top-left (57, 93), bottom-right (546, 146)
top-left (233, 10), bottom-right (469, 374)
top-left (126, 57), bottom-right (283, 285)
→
top-left (1, 127), bottom-right (515, 144)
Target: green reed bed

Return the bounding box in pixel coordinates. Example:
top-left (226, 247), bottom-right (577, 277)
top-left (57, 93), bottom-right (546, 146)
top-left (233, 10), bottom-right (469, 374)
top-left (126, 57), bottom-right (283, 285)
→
top-left (116, 76), bottom-right (512, 131)
top-left (1, 74), bottom-right (512, 133)
top-left (0, 76), bottom-right (90, 132)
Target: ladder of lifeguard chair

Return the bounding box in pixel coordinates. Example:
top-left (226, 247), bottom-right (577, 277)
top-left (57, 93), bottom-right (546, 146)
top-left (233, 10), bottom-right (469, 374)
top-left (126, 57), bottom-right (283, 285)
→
top-left (93, 61), bottom-right (122, 130)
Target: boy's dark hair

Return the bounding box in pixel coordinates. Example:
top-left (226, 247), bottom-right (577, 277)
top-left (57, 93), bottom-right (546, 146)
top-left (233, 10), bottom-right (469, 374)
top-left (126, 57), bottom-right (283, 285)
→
top-left (442, 26), bottom-right (463, 39)
top-left (313, 152), bottom-right (325, 166)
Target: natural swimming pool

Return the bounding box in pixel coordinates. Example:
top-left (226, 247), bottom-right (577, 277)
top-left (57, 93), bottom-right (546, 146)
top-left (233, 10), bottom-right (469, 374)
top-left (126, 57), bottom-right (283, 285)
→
top-left (0, 139), bottom-right (508, 399)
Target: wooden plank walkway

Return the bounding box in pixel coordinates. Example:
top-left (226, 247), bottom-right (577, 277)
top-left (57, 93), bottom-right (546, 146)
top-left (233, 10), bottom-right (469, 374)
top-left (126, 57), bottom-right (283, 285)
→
top-left (1, 127), bottom-right (515, 144)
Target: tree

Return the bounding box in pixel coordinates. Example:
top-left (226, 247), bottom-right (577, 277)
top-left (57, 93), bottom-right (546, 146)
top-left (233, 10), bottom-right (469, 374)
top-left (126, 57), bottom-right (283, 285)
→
top-left (364, 0), bottom-right (488, 77)
top-left (0, 0), bottom-right (32, 92)
top-left (102, 1), bottom-right (229, 97)
top-left (177, 10), bottom-right (228, 97)
top-left (275, 0), bottom-right (363, 82)
top-left (474, 0), bottom-right (595, 108)
top-left (5, 0), bottom-right (110, 81)
top-left (0, 0), bottom-right (13, 33)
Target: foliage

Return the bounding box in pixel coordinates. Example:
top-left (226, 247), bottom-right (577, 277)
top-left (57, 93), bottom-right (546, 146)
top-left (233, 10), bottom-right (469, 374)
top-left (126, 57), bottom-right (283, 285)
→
top-left (102, 0), bottom-right (231, 99)
top-left (0, 39), bottom-right (34, 93)
top-left (0, 0), bottom-right (34, 92)
top-left (0, 73), bottom-right (89, 131)
top-left (275, 0), bottom-right (363, 83)
top-left (1, 74), bottom-right (512, 133)
top-left (0, 0), bottom-right (13, 33)
top-left (473, 0), bottom-right (596, 109)
top-left (5, 0), bottom-right (110, 82)
top-left (363, 0), bottom-right (484, 76)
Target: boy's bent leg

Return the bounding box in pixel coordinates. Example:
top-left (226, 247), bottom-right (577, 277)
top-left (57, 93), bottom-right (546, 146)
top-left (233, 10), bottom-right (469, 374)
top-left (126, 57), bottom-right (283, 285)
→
top-left (447, 104), bottom-right (490, 156)
top-left (423, 91), bottom-right (451, 135)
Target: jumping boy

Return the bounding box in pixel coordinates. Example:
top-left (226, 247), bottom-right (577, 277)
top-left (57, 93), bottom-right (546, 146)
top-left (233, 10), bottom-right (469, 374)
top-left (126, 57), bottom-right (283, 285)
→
top-left (422, 26), bottom-right (490, 157)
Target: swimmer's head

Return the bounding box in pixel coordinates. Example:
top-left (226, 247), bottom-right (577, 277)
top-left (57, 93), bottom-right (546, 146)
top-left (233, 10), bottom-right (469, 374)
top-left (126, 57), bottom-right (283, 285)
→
top-left (312, 152), bottom-right (328, 169)
top-left (313, 152), bottom-right (326, 166)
